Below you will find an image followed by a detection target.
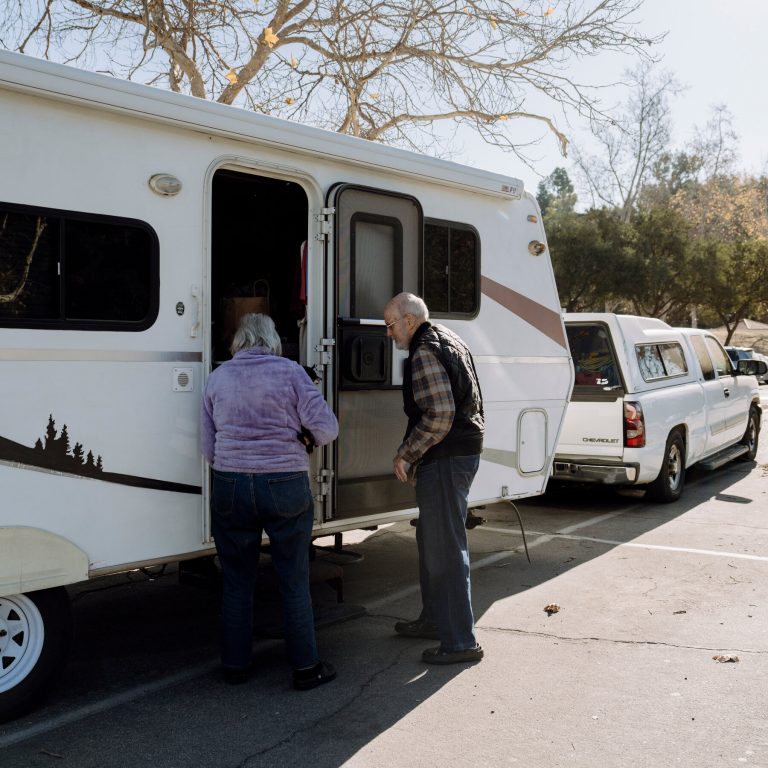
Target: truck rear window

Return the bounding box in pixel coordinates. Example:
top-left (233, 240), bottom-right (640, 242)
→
top-left (567, 324), bottom-right (620, 387)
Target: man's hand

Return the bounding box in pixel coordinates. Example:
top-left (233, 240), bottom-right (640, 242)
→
top-left (393, 456), bottom-right (410, 483)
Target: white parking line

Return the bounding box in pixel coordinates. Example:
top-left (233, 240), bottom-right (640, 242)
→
top-left (366, 510), bottom-right (625, 613)
top-left (0, 661), bottom-right (221, 749)
top-left (2, 509), bottom-right (730, 748)
top-left (481, 526), bottom-right (768, 562)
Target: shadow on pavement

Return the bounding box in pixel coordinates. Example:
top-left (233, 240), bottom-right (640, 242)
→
top-left (0, 457), bottom-right (759, 767)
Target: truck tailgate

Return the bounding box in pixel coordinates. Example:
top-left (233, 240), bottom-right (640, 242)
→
top-left (556, 399), bottom-right (624, 459)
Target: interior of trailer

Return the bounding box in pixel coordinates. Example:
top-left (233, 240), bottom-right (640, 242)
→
top-left (210, 169), bottom-right (309, 364)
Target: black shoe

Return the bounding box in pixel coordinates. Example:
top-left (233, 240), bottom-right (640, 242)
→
top-left (293, 661), bottom-right (336, 691)
top-left (223, 664), bottom-right (253, 685)
top-left (465, 511), bottom-right (486, 530)
top-left (422, 644), bottom-right (484, 665)
top-left (394, 618), bottom-right (439, 640)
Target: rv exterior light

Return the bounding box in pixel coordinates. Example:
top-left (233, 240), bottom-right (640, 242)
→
top-left (149, 174), bottom-right (182, 196)
top-left (528, 240), bottom-right (546, 256)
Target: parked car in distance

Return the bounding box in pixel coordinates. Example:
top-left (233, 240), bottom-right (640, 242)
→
top-left (725, 346), bottom-right (768, 384)
top-left (553, 314), bottom-right (768, 503)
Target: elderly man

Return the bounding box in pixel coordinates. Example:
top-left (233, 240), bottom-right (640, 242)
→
top-left (384, 292), bottom-right (484, 664)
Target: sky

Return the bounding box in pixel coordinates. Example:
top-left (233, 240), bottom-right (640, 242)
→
top-left (456, 0), bottom-right (768, 199)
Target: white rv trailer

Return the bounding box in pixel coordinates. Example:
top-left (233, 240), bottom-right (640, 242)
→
top-left (0, 50), bottom-right (573, 718)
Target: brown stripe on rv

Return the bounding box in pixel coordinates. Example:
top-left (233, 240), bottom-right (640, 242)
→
top-left (481, 276), bottom-right (566, 348)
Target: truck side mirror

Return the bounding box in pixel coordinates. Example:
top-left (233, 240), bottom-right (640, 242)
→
top-left (737, 359), bottom-right (768, 376)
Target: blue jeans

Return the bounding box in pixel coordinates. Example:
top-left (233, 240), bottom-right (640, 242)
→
top-left (415, 454), bottom-right (480, 652)
top-left (210, 469), bottom-right (318, 670)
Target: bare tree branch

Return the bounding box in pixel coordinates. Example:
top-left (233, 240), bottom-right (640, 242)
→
top-left (2, 0), bottom-right (664, 160)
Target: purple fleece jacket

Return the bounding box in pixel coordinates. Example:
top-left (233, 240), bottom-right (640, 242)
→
top-left (201, 347), bottom-right (338, 473)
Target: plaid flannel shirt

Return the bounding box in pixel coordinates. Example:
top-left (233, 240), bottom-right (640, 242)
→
top-left (397, 344), bottom-right (455, 466)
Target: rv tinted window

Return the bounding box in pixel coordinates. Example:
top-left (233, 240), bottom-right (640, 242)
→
top-left (424, 221), bottom-right (479, 316)
top-left (0, 203), bottom-right (158, 330)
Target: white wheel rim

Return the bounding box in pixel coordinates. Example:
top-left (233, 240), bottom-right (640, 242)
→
top-left (0, 594), bottom-right (45, 693)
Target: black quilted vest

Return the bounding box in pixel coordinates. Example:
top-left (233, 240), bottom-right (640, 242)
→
top-left (402, 322), bottom-right (484, 462)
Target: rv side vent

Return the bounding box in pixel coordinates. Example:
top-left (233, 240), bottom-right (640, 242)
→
top-left (173, 368), bottom-right (194, 392)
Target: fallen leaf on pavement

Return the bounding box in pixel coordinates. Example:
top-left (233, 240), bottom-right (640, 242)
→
top-left (544, 603), bottom-right (560, 615)
top-left (712, 654), bottom-right (739, 663)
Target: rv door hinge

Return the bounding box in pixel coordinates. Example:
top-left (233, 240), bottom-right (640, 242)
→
top-left (314, 208), bottom-right (335, 241)
top-left (314, 467), bottom-right (334, 499)
top-left (315, 337), bottom-right (335, 366)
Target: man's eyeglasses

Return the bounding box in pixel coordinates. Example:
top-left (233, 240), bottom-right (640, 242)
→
top-left (384, 317), bottom-right (400, 329)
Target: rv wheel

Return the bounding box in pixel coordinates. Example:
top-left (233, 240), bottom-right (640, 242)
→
top-left (646, 430), bottom-right (686, 503)
top-left (0, 587), bottom-right (72, 723)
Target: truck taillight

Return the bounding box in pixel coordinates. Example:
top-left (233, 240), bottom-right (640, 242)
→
top-left (624, 401), bottom-right (645, 447)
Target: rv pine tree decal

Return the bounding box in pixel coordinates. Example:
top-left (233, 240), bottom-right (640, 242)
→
top-left (0, 414), bottom-right (199, 495)
top-left (32, 415), bottom-right (105, 476)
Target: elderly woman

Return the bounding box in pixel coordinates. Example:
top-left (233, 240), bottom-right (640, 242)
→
top-left (201, 313), bottom-right (339, 690)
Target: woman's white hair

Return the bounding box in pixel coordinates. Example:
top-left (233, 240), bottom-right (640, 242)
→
top-left (231, 313), bottom-right (282, 356)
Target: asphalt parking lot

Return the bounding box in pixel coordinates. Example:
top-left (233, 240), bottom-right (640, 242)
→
top-left (2, 410), bottom-right (767, 767)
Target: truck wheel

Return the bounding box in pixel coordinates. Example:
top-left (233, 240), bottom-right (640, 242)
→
top-left (646, 430), bottom-right (686, 503)
top-left (738, 406), bottom-right (760, 461)
top-left (0, 587), bottom-right (72, 723)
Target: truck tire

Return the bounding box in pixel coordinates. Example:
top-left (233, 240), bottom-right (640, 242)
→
top-left (0, 587), bottom-right (72, 723)
top-left (646, 430), bottom-right (686, 503)
top-left (738, 406), bottom-right (761, 461)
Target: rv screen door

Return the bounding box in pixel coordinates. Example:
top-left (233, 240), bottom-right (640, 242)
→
top-left (328, 185), bottom-right (421, 520)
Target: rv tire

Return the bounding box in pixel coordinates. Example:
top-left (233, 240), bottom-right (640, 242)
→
top-left (0, 587), bottom-right (72, 723)
top-left (646, 429), bottom-right (686, 503)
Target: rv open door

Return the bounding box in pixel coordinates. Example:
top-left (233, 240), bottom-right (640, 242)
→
top-left (324, 184), bottom-right (422, 523)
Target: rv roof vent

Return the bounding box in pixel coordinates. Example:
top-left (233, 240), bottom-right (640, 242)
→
top-left (173, 368), bottom-right (194, 392)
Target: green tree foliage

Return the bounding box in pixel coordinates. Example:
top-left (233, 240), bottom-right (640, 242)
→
top-left (697, 239), bottom-right (768, 344)
top-left (537, 167), bottom-right (576, 218)
top-left (617, 206), bottom-right (697, 319)
top-left (547, 206), bottom-right (632, 312)
top-left (566, 95), bottom-right (768, 329)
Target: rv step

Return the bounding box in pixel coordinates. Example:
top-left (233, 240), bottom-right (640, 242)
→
top-left (699, 444), bottom-right (749, 471)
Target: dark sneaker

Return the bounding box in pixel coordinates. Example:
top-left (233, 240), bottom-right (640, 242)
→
top-left (223, 664), bottom-right (253, 685)
top-left (293, 661), bottom-right (336, 691)
top-left (394, 618), bottom-right (439, 640)
top-left (465, 511), bottom-right (486, 529)
top-left (422, 645), bottom-right (484, 665)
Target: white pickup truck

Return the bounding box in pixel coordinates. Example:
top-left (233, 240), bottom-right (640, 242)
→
top-left (552, 314), bottom-right (767, 502)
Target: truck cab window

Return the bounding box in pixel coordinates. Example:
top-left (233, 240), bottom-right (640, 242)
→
top-left (703, 335), bottom-right (733, 377)
top-left (690, 335), bottom-right (716, 381)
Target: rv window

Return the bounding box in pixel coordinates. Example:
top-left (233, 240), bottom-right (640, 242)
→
top-left (424, 221), bottom-right (479, 316)
top-left (350, 214), bottom-right (402, 318)
top-left (0, 202), bottom-right (158, 330)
